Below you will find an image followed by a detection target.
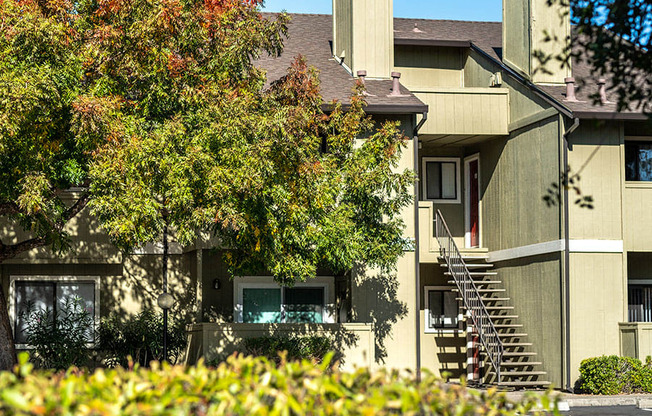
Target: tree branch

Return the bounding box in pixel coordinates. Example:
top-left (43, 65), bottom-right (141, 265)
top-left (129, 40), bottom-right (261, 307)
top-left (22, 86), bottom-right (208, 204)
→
top-left (0, 237), bottom-right (47, 263)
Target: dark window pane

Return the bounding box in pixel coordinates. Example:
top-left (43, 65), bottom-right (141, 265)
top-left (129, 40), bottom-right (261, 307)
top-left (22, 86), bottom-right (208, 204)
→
top-left (14, 282), bottom-right (54, 344)
top-left (426, 162), bottom-right (442, 199)
top-left (284, 287), bottom-right (324, 323)
top-left (243, 288), bottom-right (281, 323)
top-left (625, 141), bottom-right (652, 181)
top-left (428, 289), bottom-right (458, 329)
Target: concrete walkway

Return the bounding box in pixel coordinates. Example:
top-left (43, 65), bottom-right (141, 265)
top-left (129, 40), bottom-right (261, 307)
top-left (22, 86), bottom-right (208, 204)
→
top-left (503, 390), bottom-right (652, 410)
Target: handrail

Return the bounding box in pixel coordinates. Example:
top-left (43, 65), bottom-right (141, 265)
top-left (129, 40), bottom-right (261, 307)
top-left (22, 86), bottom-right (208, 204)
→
top-left (434, 209), bottom-right (504, 383)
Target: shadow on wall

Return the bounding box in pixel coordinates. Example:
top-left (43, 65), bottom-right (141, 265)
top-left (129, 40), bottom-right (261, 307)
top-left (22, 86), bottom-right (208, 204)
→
top-left (102, 253), bottom-right (198, 324)
top-left (433, 333), bottom-right (466, 379)
top-left (353, 268), bottom-right (408, 364)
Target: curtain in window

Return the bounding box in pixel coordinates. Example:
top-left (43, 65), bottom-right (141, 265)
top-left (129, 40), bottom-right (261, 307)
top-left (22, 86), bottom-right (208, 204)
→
top-left (285, 288), bottom-right (324, 323)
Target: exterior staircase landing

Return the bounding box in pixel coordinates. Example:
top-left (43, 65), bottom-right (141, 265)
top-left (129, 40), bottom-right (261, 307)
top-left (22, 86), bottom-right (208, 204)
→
top-left (441, 255), bottom-right (551, 389)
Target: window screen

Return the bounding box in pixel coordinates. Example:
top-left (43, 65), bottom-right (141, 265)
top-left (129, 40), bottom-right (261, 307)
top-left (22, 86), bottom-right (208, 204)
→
top-left (425, 161), bottom-right (457, 200)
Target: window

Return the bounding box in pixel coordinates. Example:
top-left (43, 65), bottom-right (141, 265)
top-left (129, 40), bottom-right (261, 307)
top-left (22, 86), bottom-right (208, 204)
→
top-left (424, 286), bottom-right (460, 332)
top-left (11, 277), bottom-right (99, 346)
top-left (235, 277), bottom-right (333, 324)
top-left (422, 157), bottom-right (461, 203)
top-left (629, 284), bottom-right (652, 322)
top-left (625, 141), bottom-right (652, 181)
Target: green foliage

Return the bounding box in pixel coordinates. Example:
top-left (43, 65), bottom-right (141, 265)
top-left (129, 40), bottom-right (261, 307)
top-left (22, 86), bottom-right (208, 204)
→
top-left (240, 335), bottom-right (333, 364)
top-left (98, 309), bottom-right (186, 367)
top-left (576, 355), bottom-right (652, 394)
top-left (20, 298), bottom-right (93, 370)
top-left (0, 352), bottom-right (558, 415)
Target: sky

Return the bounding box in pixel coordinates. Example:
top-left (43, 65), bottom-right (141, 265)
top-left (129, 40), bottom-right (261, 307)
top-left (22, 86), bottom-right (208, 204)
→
top-left (261, 0), bottom-right (503, 22)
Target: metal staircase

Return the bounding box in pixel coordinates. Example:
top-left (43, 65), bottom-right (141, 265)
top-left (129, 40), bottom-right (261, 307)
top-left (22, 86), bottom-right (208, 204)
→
top-left (434, 210), bottom-right (550, 388)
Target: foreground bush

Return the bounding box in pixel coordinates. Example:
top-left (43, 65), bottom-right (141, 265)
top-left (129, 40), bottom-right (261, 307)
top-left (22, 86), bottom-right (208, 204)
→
top-left (576, 355), bottom-right (652, 394)
top-left (0, 353), bottom-right (558, 415)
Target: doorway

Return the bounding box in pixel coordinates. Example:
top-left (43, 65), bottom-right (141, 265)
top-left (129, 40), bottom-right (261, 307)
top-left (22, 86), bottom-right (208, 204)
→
top-left (464, 154), bottom-right (480, 248)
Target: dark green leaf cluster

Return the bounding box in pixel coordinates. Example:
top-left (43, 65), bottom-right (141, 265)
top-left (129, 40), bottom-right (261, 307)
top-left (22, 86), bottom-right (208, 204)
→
top-left (98, 309), bottom-right (187, 368)
top-left (20, 297), bottom-right (93, 370)
top-left (576, 355), bottom-right (652, 394)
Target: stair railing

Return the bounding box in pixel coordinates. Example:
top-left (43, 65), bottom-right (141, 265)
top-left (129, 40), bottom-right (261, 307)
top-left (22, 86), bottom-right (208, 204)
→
top-left (434, 209), bottom-right (504, 383)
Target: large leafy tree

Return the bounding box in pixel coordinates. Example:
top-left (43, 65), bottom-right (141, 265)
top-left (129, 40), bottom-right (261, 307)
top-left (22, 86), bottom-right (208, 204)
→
top-left (85, 0), bottom-right (413, 283)
top-left (0, 0), bottom-right (413, 368)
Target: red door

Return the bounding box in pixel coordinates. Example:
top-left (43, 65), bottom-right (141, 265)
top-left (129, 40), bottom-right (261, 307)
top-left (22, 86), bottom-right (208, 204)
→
top-left (469, 160), bottom-right (479, 247)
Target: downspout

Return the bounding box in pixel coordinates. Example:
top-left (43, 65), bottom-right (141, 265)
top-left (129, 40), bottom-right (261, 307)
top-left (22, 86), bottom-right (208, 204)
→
top-left (562, 117), bottom-right (579, 391)
top-left (414, 111), bottom-right (428, 379)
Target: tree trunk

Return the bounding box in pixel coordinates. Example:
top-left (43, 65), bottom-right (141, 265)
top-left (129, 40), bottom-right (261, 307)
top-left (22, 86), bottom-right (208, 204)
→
top-left (0, 283), bottom-right (17, 370)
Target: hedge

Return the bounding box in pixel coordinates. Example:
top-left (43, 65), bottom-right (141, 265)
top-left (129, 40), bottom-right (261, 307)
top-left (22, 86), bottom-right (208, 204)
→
top-left (0, 353), bottom-right (559, 415)
top-left (576, 355), bottom-right (652, 394)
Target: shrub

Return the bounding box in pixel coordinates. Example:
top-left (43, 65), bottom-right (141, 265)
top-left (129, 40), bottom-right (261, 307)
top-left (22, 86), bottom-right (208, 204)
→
top-left (0, 352), bottom-right (558, 415)
top-left (576, 355), bottom-right (652, 394)
top-left (98, 309), bottom-right (186, 367)
top-left (20, 297), bottom-right (94, 370)
top-left (241, 335), bottom-right (334, 364)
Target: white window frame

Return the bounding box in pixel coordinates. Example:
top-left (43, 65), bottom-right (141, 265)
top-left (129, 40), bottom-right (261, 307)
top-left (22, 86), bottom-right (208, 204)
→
top-left (424, 285), bottom-right (463, 334)
top-left (421, 157), bottom-right (462, 204)
top-left (9, 275), bottom-right (101, 349)
top-left (233, 276), bottom-right (335, 324)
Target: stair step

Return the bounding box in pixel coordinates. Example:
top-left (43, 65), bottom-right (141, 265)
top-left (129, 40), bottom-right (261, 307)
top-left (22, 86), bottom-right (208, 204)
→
top-left (483, 306), bottom-right (514, 310)
top-left (445, 272), bottom-right (498, 276)
top-left (497, 381), bottom-right (551, 387)
top-left (501, 361), bottom-right (542, 367)
top-left (502, 342), bottom-right (533, 347)
top-left (449, 281), bottom-right (502, 285)
top-left (486, 314), bottom-right (518, 319)
top-left (455, 296), bottom-right (509, 301)
top-left (502, 352), bottom-right (537, 357)
top-left (494, 371), bottom-right (548, 377)
top-left (493, 324), bottom-right (523, 328)
top-left (453, 288), bottom-right (505, 293)
top-left (441, 263), bottom-right (494, 269)
top-left (499, 333), bottom-right (528, 338)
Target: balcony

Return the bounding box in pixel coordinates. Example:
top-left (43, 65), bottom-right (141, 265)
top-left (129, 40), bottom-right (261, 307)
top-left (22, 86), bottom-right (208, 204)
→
top-left (413, 87), bottom-right (509, 142)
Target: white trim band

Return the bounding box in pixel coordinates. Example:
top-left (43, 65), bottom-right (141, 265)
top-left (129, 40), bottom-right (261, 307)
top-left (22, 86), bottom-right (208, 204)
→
top-left (568, 239), bottom-right (624, 253)
top-left (488, 239), bottom-right (624, 262)
top-left (488, 240), bottom-right (565, 262)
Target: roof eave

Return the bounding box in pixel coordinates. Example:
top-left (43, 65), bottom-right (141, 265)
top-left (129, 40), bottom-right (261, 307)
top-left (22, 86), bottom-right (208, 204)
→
top-left (321, 103), bottom-right (429, 115)
top-left (394, 38), bottom-right (471, 48)
top-left (574, 111), bottom-right (649, 121)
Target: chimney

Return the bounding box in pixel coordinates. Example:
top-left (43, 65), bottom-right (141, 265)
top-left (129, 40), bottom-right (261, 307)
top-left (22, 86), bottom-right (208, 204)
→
top-left (357, 70), bottom-right (367, 85)
top-left (564, 77), bottom-right (578, 102)
top-left (597, 78), bottom-right (611, 104)
top-left (390, 72), bottom-right (401, 95)
top-left (333, 0), bottom-right (394, 79)
top-left (503, 0), bottom-right (572, 85)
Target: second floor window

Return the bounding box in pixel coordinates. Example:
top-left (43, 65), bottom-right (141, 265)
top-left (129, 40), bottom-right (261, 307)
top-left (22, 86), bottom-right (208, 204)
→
top-left (625, 141), bottom-right (652, 181)
top-left (422, 157), bottom-right (461, 203)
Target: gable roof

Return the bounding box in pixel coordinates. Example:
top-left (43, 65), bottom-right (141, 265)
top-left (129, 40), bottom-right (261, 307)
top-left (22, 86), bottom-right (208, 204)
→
top-left (257, 13), bottom-right (428, 115)
top-left (258, 13), bottom-right (644, 120)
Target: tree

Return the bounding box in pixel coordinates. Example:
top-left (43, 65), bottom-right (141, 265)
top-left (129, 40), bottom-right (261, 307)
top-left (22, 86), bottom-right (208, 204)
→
top-left (85, 0), bottom-right (413, 284)
top-left (0, 0), bottom-right (103, 370)
top-left (547, 0), bottom-right (652, 112)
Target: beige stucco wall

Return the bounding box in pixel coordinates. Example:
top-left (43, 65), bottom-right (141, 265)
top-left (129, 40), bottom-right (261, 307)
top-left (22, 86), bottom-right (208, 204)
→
top-left (569, 252), bottom-right (624, 385)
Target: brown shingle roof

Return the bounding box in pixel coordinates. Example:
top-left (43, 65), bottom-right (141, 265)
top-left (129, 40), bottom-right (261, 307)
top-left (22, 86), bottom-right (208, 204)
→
top-left (259, 13), bottom-right (641, 118)
top-left (257, 13), bottom-right (428, 114)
